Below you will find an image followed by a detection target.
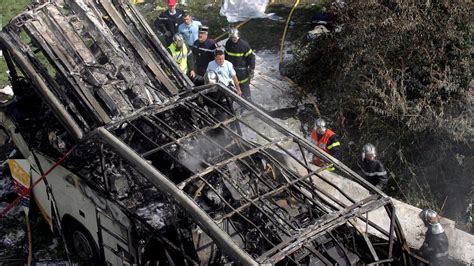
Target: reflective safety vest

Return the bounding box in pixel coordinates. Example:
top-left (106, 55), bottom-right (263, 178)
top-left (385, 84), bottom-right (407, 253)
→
top-left (311, 128), bottom-right (337, 167)
top-left (168, 43), bottom-right (188, 73)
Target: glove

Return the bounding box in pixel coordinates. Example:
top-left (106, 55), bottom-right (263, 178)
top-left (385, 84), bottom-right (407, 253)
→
top-left (248, 69), bottom-right (255, 80)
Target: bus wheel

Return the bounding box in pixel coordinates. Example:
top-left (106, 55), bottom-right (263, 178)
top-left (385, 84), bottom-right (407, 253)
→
top-left (64, 219), bottom-right (100, 263)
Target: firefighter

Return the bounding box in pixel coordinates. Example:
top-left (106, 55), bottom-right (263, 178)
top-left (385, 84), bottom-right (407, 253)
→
top-left (418, 209), bottom-right (449, 265)
top-left (224, 28), bottom-right (255, 101)
top-left (178, 12), bottom-right (202, 47)
top-left (167, 33), bottom-right (190, 74)
top-left (310, 118), bottom-right (341, 170)
top-left (190, 26), bottom-right (217, 85)
top-left (358, 143), bottom-right (388, 189)
top-left (154, 0), bottom-right (184, 46)
top-left (206, 49), bottom-right (242, 96)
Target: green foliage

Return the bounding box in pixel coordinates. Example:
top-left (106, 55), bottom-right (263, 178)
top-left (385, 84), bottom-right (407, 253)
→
top-left (289, 0), bottom-right (473, 224)
top-left (0, 0), bottom-right (31, 87)
top-left (292, 0), bottom-right (473, 142)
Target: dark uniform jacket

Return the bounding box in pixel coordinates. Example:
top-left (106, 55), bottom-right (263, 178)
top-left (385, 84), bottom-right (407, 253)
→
top-left (224, 39), bottom-right (255, 83)
top-left (154, 9), bottom-right (184, 46)
top-left (419, 224), bottom-right (449, 266)
top-left (192, 38), bottom-right (217, 76)
top-left (358, 159), bottom-right (388, 188)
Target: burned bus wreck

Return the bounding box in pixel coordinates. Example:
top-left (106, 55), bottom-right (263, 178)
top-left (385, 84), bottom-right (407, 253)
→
top-left (0, 0), bottom-right (425, 265)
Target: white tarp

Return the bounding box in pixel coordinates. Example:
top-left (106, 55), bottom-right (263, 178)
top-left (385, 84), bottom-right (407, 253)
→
top-left (220, 0), bottom-right (271, 23)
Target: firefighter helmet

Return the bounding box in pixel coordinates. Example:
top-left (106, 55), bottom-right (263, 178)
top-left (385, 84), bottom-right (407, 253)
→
top-left (204, 70), bottom-right (218, 84)
top-left (173, 33), bottom-right (184, 47)
top-left (228, 28), bottom-right (239, 39)
top-left (173, 33), bottom-right (184, 42)
top-left (314, 118), bottom-right (327, 135)
top-left (419, 209), bottom-right (439, 225)
top-left (362, 143), bottom-right (377, 159)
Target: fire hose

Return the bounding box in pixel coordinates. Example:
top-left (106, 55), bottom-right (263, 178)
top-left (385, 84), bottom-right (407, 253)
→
top-left (279, 0), bottom-right (321, 117)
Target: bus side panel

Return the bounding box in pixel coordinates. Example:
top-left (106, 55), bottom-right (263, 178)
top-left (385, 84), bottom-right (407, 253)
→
top-left (34, 155), bottom-right (134, 264)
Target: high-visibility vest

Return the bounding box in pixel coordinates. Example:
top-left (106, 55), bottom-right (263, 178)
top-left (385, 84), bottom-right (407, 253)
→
top-left (168, 43), bottom-right (188, 73)
top-left (311, 128), bottom-right (335, 166)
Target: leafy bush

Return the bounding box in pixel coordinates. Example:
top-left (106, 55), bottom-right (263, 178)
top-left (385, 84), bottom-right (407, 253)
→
top-left (291, 0), bottom-right (473, 142)
top-left (288, 0), bottom-right (473, 225)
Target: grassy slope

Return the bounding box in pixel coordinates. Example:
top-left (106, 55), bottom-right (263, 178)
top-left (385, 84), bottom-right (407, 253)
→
top-left (0, 0), bottom-right (31, 87)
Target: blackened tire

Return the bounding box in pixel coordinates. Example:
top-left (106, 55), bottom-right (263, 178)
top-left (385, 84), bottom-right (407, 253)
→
top-left (64, 219), bottom-right (101, 264)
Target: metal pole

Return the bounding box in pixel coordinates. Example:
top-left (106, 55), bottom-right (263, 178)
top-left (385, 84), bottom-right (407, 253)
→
top-left (0, 14), bottom-right (3, 58)
top-left (388, 205), bottom-right (396, 259)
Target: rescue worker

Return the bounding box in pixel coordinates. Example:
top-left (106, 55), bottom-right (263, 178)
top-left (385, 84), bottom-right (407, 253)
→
top-left (310, 118), bottom-right (341, 170)
top-left (418, 209), bottom-right (449, 265)
top-left (167, 33), bottom-right (190, 74)
top-left (190, 26), bottom-right (217, 85)
top-left (154, 0), bottom-right (184, 46)
top-left (206, 49), bottom-right (242, 96)
top-left (178, 12), bottom-right (202, 47)
top-left (224, 28), bottom-right (255, 101)
top-left (358, 143), bottom-right (388, 189)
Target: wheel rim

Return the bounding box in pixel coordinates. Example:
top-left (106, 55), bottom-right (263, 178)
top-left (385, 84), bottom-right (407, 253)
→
top-left (72, 230), bottom-right (94, 260)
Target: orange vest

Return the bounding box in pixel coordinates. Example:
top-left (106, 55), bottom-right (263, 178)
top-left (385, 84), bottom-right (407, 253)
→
top-left (311, 128), bottom-right (335, 166)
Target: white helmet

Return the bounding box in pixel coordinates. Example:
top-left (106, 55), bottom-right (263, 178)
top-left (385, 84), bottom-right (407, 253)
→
top-left (173, 33), bottom-right (184, 42)
top-left (173, 33), bottom-right (184, 47)
top-left (362, 143), bottom-right (377, 159)
top-left (314, 118), bottom-right (327, 135)
top-left (228, 28), bottom-right (239, 39)
top-left (204, 70), bottom-right (218, 84)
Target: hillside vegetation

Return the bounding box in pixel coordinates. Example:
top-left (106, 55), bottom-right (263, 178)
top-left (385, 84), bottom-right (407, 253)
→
top-left (287, 0), bottom-right (473, 230)
top-left (0, 0), bottom-right (31, 87)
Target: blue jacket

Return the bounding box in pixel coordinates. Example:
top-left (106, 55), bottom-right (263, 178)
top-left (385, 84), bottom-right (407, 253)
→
top-left (178, 20), bottom-right (202, 46)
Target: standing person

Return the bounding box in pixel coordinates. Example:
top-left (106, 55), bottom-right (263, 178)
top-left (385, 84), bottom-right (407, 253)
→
top-left (178, 12), bottom-right (202, 47)
top-left (224, 28), bottom-right (255, 101)
top-left (358, 143), bottom-right (388, 189)
top-left (167, 33), bottom-right (190, 74)
top-left (418, 209), bottom-right (449, 265)
top-left (190, 26), bottom-right (217, 85)
top-left (206, 50), bottom-right (242, 96)
top-left (154, 0), bottom-right (184, 46)
top-left (310, 118), bottom-right (341, 170)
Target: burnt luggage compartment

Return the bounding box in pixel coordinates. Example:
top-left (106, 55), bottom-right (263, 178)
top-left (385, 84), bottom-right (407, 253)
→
top-left (0, 0), bottom-right (425, 265)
